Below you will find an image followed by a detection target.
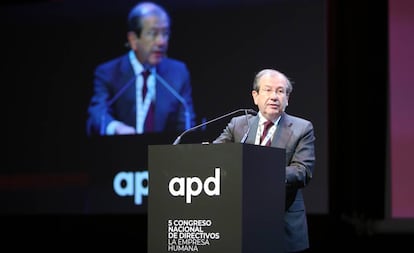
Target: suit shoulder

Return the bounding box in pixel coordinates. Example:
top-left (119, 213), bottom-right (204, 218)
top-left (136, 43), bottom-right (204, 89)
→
top-left (95, 54), bottom-right (128, 71)
top-left (162, 57), bottom-right (189, 70)
top-left (284, 113), bottom-right (313, 126)
top-left (163, 57), bottom-right (186, 65)
top-left (231, 114), bottom-right (255, 125)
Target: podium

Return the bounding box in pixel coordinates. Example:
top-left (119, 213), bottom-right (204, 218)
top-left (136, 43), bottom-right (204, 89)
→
top-left (148, 143), bottom-right (286, 253)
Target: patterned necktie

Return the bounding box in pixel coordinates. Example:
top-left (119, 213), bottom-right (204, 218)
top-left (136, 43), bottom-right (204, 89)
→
top-left (142, 70), bottom-right (154, 132)
top-left (260, 120), bottom-right (274, 146)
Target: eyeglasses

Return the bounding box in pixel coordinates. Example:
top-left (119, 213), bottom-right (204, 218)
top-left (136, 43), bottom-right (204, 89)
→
top-left (259, 87), bottom-right (286, 96)
top-left (142, 28), bottom-right (171, 40)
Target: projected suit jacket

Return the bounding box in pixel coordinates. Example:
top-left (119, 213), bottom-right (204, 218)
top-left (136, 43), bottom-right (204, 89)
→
top-left (86, 53), bottom-right (196, 136)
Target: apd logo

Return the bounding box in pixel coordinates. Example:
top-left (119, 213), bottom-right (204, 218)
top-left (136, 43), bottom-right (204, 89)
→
top-left (168, 168), bottom-right (221, 203)
top-left (112, 168), bottom-right (221, 205)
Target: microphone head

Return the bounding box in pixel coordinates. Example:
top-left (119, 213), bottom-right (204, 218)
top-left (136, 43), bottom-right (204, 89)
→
top-left (246, 109), bottom-right (257, 115)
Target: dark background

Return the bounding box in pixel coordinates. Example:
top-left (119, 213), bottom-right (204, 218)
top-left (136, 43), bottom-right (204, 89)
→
top-left (2, 0), bottom-right (328, 213)
top-left (2, 0), bottom-right (411, 251)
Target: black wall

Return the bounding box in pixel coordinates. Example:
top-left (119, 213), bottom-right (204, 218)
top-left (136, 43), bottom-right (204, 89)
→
top-left (2, 0), bottom-right (328, 214)
top-left (328, 0), bottom-right (388, 220)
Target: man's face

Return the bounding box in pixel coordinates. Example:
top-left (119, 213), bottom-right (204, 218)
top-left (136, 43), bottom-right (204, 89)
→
top-left (128, 14), bottom-right (170, 66)
top-left (252, 73), bottom-right (289, 120)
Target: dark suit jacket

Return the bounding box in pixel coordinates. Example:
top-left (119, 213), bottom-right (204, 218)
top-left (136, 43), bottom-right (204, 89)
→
top-left (213, 112), bottom-right (315, 252)
top-left (86, 53), bottom-right (196, 136)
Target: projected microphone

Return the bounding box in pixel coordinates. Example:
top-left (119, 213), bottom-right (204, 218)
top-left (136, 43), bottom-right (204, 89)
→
top-left (151, 69), bottom-right (192, 130)
top-left (172, 108), bottom-right (257, 145)
top-left (100, 76), bottom-right (136, 135)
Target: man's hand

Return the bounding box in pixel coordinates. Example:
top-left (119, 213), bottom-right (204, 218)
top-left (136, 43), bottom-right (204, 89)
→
top-left (115, 123), bottom-right (136, 135)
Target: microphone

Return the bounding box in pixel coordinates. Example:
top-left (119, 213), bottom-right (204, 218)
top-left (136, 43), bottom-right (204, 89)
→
top-left (151, 69), bottom-right (192, 130)
top-left (240, 110), bottom-right (252, 143)
top-left (172, 108), bottom-right (257, 145)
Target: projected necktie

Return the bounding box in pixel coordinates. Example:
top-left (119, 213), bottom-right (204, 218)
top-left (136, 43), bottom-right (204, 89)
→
top-left (142, 70), bottom-right (154, 132)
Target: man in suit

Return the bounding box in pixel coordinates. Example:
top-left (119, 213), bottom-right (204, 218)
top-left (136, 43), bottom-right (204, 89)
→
top-left (213, 68), bottom-right (315, 252)
top-left (86, 1), bottom-right (196, 136)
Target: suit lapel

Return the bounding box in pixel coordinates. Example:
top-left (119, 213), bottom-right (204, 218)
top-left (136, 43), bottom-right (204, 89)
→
top-left (119, 53), bottom-right (136, 95)
top-left (246, 116), bottom-right (260, 144)
top-left (272, 113), bottom-right (293, 148)
top-left (153, 61), bottom-right (170, 131)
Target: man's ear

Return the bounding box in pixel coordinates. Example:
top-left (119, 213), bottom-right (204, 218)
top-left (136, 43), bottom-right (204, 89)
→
top-left (127, 31), bottom-right (138, 50)
top-left (252, 90), bottom-right (259, 105)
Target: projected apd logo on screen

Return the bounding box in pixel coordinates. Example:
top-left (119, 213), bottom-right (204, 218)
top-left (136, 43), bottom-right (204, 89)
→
top-left (113, 170), bottom-right (149, 205)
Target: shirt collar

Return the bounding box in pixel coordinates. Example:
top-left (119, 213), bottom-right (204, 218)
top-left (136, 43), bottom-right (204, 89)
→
top-left (258, 111), bottom-right (282, 126)
top-left (128, 50), bottom-right (156, 75)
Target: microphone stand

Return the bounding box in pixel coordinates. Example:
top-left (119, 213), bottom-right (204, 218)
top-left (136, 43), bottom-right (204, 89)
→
top-left (240, 108), bottom-right (252, 144)
top-left (153, 71), bottom-right (191, 130)
top-left (100, 77), bottom-right (136, 135)
top-left (172, 108), bottom-right (257, 145)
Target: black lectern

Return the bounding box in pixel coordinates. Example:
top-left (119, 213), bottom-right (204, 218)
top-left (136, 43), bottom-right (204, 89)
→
top-left (148, 143), bottom-right (286, 253)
